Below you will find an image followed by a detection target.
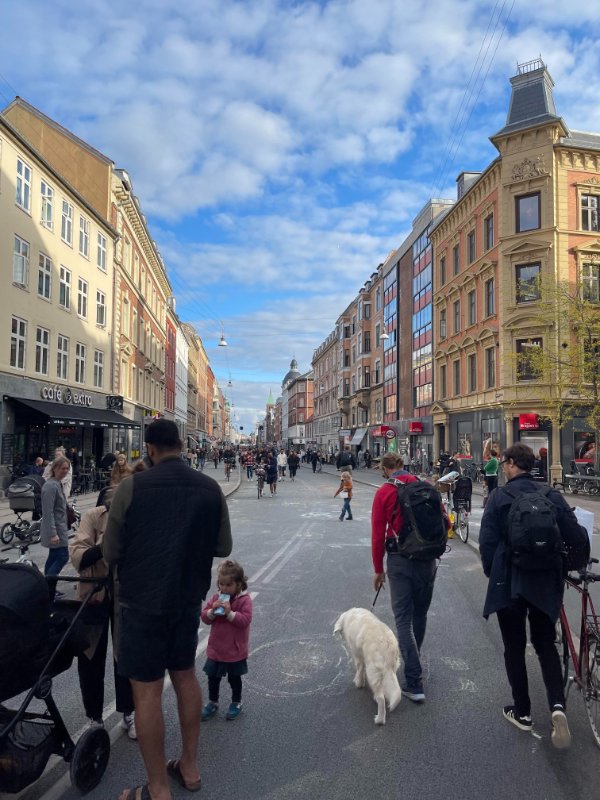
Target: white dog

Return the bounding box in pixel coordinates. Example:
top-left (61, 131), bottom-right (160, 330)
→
top-left (334, 607), bottom-right (402, 725)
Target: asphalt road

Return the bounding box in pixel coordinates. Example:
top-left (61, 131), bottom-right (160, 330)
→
top-left (4, 464), bottom-right (600, 800)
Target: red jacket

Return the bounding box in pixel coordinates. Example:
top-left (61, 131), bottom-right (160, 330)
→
top-left (371, 471), bottom-right (419, 573)
top-left (201, 592), bottom-right (253, 662)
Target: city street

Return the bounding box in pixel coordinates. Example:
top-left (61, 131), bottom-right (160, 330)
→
top-left (4, 464), bottom-right (600, 800)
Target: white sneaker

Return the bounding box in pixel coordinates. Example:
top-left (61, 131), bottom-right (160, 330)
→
top-left (551, 707), bottom-right (571, 750)
top-left (122, 712), bottom-right (137, 740)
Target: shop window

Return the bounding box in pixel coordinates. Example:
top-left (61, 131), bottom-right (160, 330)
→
top-left (457, 421), bottom-right (472, 457)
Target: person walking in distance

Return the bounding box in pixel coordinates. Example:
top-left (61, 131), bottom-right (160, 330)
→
top-left (336, 446), bottom-right (355, 472)
top-left (479, 443), bottom-right (589, 749)
top-left (200, 560), bottom-right (252, 721)
top-left (288, 451), bottom-right (299, 481)
top-left (334, 471), bottom-right (353, 521)
top-left (40, 456), bottom-right (71, 578)
top-left (483, 449), bottom-right (499, 507)
top-left (103, 419), bottom-right (232, 800)
top-left (371, 453), bottom-right (448, 702)
top-left (277, 449), bottom-right (288, 481)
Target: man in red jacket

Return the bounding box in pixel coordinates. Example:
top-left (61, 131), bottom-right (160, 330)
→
top-left (372, 453), bottom-right (444, 703)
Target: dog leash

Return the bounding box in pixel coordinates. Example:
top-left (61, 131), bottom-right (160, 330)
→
top-left (372, 585), bottom-right (382, 608)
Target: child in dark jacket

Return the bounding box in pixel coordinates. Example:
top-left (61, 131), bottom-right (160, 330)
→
top-left (200, 560), bottom-right (253, 720)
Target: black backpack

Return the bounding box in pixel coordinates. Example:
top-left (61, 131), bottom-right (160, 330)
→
top-left (389, 477), bottom-right (448, 560)
top-left (504, 484), bottom-right (563, 571)
top-left (339, 452), bottom-right (351, 467)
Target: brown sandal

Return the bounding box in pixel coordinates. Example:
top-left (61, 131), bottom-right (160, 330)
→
top-left (166, 759), bottom-right (202, 792)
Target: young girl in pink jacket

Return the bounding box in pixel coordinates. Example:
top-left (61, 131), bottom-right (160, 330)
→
top-left (200, 560), bottom-right (253, 720)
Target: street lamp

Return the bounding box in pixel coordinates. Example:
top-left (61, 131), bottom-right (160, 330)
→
top-left (218, 323), bottom-right (227, 347)
top-left (380, 331), bottom-right (389, 341)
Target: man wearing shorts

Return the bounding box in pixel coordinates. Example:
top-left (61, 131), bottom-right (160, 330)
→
top-left (104, 419), bottom-right (232, 800)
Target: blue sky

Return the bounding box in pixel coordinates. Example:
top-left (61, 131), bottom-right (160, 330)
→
top-left (2, 1), bottom-right (600, 433)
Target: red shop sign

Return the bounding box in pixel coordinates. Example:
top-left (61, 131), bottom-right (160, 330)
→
top-left (409, 421), bottom-right (423, 433)
top-left (519, 413), bottom-right (539, 431)
top-left (371, 425), bottom-right (395, 438)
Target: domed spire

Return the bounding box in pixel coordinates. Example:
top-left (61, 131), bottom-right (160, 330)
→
top-left (282, 358), bottom-right (301, 389)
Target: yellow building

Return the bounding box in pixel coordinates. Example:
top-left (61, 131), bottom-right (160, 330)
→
top-left (0, 113), bottom-right (130, 478)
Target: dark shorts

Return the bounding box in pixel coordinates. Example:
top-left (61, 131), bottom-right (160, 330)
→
top-left (117, 606), bottom-right (200, 682)
top-left (203, 657), bottom-right (248, 678)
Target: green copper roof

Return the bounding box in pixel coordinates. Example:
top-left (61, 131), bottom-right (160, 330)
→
top-left (267, 388), bottom-right (274, 405)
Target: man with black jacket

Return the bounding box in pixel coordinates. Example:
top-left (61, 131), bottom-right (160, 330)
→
top-left (479, 443), bottom-right (589, 750)
top-left (104, 419), bottom-right (232, 800)
top-left (336, 446), bottom-right (355, 472)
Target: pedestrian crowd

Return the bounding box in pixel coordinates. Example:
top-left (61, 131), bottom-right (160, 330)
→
top-left (5, 429), bottom-right (592, 799)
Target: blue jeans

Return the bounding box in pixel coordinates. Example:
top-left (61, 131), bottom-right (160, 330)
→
top-left (44, 546), bottom-right (69, 577)
top-left (339, 498), bottom-right (352, 519)
top-left (246, 466), bottom-right (254, 479)
top-left (387, 554), bottom-right (437, 688)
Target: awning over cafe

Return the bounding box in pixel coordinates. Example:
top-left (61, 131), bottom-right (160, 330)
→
top-left (12, 398), bottom-right (140, 429)
top-left (350, 427), bottom-right (368, 446)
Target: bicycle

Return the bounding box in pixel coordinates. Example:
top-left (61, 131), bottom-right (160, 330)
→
top-left (224, 461), bottom-right (232, 482)
top-left (558, 557), bottom-right (600, 746)
top-left (1, 540), bottom-right (35, 566)
top-left (454, 499), bottom-right (469, 543)
top-left (1, 511), bottom-right (35, 545)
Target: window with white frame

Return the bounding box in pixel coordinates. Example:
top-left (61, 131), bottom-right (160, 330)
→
top-left (13, 235), bottom-right (29, 286)
top-left (79, 216), bottom-right (90, 258)
top-left (10, 316), bottom-right (26, 369)
top-left (77, 278), bottom-right (88, 317)
top-left (97, 233), bottom-right (107, 271)
top-left (57, 334), bottom-right (69, 379)
top-left (59, 266), bottom-right (71, 309)
top-left (61, 200), bottom-right (73, 245)
top-left (38, 253), bottom-right (52, 299)
top-left (16, 159), bottom-right (31, 211)
top-left (75, 343), bottom-right (86, 384)
top-left (96, 290), bottom-right (106, 326)
top-left (35, 327), bottom-right (50, 375)
top-left (93, 350), bottom-right (104, 388)
top-left (581, 195), bottom-right (599, 232)
top-left (581, 263), bottom-right (600, 302)
top-left (40, 181), bottom-right (54, 229)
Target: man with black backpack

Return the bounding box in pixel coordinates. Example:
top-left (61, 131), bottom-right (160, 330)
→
top-left (479, 443), bottom-right (589, 750)
top-left (372, 453), bottom-right (449, 703)
top-left (336, 446), bottom-right (355, 472)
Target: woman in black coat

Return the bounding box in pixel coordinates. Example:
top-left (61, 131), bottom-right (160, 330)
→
top-left (265, 455), bottom-right (278, 496)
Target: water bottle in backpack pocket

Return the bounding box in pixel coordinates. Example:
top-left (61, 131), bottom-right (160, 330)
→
top-left (504, 485), bottom-right (564, 571)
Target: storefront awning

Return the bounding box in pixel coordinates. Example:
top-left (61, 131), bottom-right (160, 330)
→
top-left (13, 398), bottom-right (140, 429)
top-left (350, 427), bottom-right (368, 446)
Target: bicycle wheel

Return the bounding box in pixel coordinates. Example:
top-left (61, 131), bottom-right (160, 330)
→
top-left (1, 522), bottom-right (14, 545)
top-left (458, 509), bottom-right (469, 543)
top-left (583, 632), bottom-right (600, 748)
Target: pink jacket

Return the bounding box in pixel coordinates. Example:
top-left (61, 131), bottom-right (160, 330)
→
top-left (201, 592), bottom-right (253, 662)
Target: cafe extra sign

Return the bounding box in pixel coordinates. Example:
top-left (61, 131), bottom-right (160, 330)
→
top-left (40, 385), bottom-right (93, 407)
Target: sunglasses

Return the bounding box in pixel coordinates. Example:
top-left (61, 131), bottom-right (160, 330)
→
top-left (500, 458), bottom-right (510, 465)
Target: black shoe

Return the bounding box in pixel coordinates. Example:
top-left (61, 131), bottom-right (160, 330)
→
top-left (502, 705), bottom-right (532, 731)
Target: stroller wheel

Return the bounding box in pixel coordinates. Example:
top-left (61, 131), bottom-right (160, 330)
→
top-left (70, 726), bottom-right (110, 793)
top-left (1, 522), bottom-right (15, 544)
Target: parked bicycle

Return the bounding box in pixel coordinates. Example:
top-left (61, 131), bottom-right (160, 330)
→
top-left (558, 557), bottom-right (600, 746)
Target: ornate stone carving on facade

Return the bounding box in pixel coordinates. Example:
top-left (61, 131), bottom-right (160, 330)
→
top-left (511, 154), bottom-right (548, 181)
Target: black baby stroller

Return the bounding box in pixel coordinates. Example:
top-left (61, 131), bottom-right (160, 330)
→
top-left (1, 475), bottom-right (44, 545)
top-left (451, 475), bottom-right (473, 513)
top-left (0, 563), bottom-right (110, 794)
